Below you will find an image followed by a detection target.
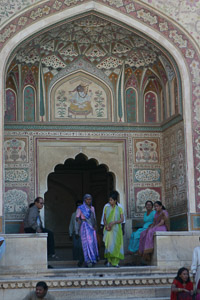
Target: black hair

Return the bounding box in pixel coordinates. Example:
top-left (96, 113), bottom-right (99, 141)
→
top-left (109, 191), bottom-right (119, 201)
top-left (145, 200), bottom-right (153, 207)
top-left (154, 201), bottom-right (166, 210)
top-left (76, 200), bottom-right (82, 207)
top-left (34, 197), bottom-right (43, 203)
top-left (29, 202), bottom-right (34, 208)
top-left (36, 281), bottom-right (48, 290)
top-left (175, 267), bottom-right (191, 284)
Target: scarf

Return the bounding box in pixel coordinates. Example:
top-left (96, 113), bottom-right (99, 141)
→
top-left (79, 194), bottom-right (92, 219)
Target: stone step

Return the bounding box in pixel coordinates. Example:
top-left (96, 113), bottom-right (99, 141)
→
top-left (83, 299), bottom-right (170, 300)
top-left (0, 265), bottom-right (175, 300)
top-left (50, 286), bottom-right (170, 299)
top-left (70, 298), bottom-right (170, 300)
top-left (46, 263), bottom-right (176, 275)
top-left (0, 264), bottom-right (177, 278)
top-left (89, 299), bottom-right (170, 300)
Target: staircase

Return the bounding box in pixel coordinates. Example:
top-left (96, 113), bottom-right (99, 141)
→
top-left (0, 260), bottom-right (174, 300)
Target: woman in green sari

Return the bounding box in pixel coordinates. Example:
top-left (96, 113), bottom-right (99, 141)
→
top-left (103, 191), bottom-right (124, 267)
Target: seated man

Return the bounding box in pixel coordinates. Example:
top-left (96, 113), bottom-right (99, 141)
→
top-left (24, 197), bottom-right (57, 259)
top-left (23, 281), bottom-right (55, 300)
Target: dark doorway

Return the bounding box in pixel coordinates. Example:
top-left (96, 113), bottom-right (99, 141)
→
top-left (44, 153), bottom-right (115, 260)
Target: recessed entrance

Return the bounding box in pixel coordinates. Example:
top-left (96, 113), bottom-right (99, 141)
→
top-left (44, 153), bottom-right (115, 259)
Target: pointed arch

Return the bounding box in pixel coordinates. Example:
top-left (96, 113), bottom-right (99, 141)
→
top-left (5, 88), bottom-right (17, 122)
top-left (23, 85), bottom-right (36, 122)
top-left (171, 77), bottom-right (179, 115)
top-left (144, 91), bottom-right (158, 123)
top-left (125, 88), bottom-right (138, 122)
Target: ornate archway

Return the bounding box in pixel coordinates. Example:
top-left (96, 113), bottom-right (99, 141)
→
top-left (44, 153), bottom-right (115, 250)
top-left (1, 1), bottom-right (199, 234)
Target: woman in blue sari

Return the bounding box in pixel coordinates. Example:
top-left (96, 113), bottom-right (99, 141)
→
top-left (76, 194), bottom-right (99, 267)
top-left (128, 201), bottom-right (155, 254)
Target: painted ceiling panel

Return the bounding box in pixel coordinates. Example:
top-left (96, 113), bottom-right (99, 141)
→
top-left (9, 14), bottom-right (174, 81)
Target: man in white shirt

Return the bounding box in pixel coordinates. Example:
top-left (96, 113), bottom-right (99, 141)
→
top-left (191, 242), bottom-right (200, 289)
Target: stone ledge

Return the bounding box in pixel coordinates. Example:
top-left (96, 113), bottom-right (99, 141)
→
top-left (0, 234), bottom-right (48, 273)
top-left (0, 234), bottom-right (48, 238)
top-left (154, 231), bottom-right (200, 236)
top-left (152, 231), bottom-right (199, 267)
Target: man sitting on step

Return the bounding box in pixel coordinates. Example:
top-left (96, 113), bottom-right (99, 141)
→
top-left (23, 281), bottom-right (55, 300)
top-left (24, 197), bottom-right (57, 260)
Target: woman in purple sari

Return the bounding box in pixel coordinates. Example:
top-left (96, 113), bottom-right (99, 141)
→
top-left (76, 194), bottom-right (99, 267)
top-left (139, 201), bottom-right (170, 261)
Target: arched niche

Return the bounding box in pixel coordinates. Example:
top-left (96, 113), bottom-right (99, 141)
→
top-left (44, 153), bottom-right (115, 250)
top-left (50, 71), bottom-right (113, 122)
top-left (23, 85), bottom-right (36, 122)
top-left (125, 88), bottom-right (138, 122)
top-left (5, 89), bottom-right (17, 122)
top-left (144, 91), bottom-right (158, 123)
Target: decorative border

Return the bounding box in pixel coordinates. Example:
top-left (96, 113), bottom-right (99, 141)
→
top-left (4, 114), bottom-right (183, 132)
top-left (0, 276), bottom-right (174, 289)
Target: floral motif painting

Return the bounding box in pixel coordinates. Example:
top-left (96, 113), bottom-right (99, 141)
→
top-left (4, 188), bottom-right (28, 220)
top-left (5, 168), bottom-right (29, 182)
top-left (135, 187), bottom-right (161, 213)
top-left (134, 138), bottom-right (160, 163)
top-left (51, 73), bottom-right (112, 121)
top-left (4, 138), bottom-right (28, 163)
top-left (134, 169), bottom-right (161, 182)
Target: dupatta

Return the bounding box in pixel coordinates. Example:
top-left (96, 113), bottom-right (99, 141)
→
top-left (155, 210), bottom-right (170, 231)
top-left (79, 194), bottom-right (92, 219)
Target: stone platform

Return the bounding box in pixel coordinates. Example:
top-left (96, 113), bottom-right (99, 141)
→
top-left (0, 264), bottom-right (175, 300)
top-left (0, 232), bottom-right (198, 299)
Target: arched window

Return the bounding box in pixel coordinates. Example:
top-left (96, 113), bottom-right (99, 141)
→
top-left (144, 91), bottom-right (158, 123)
top-left (126, 88), bottom-right (137, 122)
top-left (172, 77), bottom-right (179, 115)
top-left (23, 86), bottom-right (35, 122)
top-left (5, 89), bottom-right (17, 121)
top-left (165, 82), bottom-right (170, 118)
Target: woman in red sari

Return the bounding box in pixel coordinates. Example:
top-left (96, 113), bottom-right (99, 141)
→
top-left (171, 267), bottom-right (194, 300)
